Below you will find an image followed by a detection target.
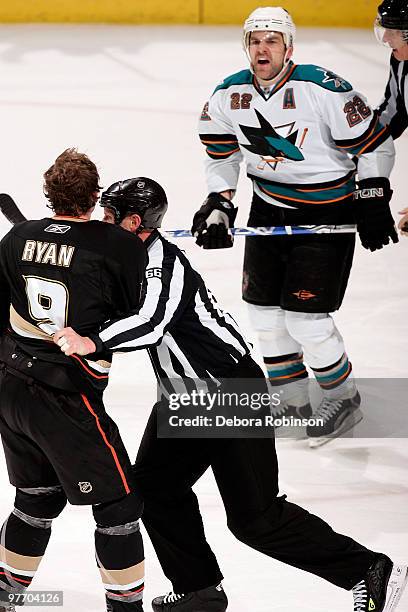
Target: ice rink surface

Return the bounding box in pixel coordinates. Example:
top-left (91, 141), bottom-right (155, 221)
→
top-left (0, 23), bottom-right (407, 611)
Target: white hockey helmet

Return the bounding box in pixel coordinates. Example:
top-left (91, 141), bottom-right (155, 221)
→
top-left (243, 6), bottom-right (296, 54)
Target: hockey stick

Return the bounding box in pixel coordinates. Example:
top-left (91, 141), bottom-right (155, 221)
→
top-left (0, 194), bottom-right (357, 237)
top-left (164, 225), bottom-right (357, 238)
top-left (0, 194), bottom-right (27, 225)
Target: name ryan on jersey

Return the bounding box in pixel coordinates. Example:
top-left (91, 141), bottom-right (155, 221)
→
top-left (21, 240), bottom-right (75, 267)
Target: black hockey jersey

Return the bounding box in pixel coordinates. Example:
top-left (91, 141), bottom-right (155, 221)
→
top-left (0, 218), bottom-right (147, 391)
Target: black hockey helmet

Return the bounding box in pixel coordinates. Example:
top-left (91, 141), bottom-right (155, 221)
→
top-left (377, 0), bottom-right (408, 31)
top-left (100, 177), bottom-right (168, 230)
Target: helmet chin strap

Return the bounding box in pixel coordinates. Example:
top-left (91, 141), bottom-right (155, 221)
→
top-left (111, 209), bottom-right (123, 225)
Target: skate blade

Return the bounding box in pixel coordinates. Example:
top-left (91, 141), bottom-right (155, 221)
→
top-left (275, 426), bottom-right (308, 441)
top-left (384, 564), bottom-right (408, 612)
top-left (308, 409), bottom-right (363, 449)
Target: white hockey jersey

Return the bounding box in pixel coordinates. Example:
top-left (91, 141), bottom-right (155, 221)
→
top-left (199, 62), bottom-right (394, 210)
top-left (378, 55), bottom-right (408, 140)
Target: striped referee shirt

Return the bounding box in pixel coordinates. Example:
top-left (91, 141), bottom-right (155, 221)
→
top-left (95, 230), bottom-right (252, 384)
top-left (378, 55), bottom-right (408, 139)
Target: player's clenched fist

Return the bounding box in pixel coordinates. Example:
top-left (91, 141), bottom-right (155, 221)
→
top-left (53, 327), bottom-right (96, 356)
top-left (398, 207), bottom-right (408, 236)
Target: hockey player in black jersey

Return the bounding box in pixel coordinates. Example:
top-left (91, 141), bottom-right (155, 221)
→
top-left (0, 150), bottom-right (148, 612)
top-left (54, 177), bottom-right (407, 612)
top-left (375, 0), bottom-right (408, 232)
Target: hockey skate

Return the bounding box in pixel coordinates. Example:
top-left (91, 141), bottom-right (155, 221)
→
top-left (352, 554), bottom-right (408, 612)
top-left (106, 597), bottom-right (143, 611)
top-left (151, 583), bottom-right (227, 612)
top-left (270, 379), bottom-right (312, 439)
top-left (307, 392), bottom-right (362, 448)
top-left (272, 400), bottom-right (313, 439)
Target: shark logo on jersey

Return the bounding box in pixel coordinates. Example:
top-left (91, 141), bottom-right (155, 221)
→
top-left (239, 110), bottom-right (305, 171)
top-left (316, 69), bottom-right (347, 89)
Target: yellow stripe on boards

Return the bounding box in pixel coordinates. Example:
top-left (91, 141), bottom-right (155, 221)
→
top-left (0, 0), bottom-right (379, 27)
top-left (203, 0), bottom-right (379, 27)
top-left (0, 0), bottom-right (199, 24)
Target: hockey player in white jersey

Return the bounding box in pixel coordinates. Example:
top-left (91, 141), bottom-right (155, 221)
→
top-left (193, 6), bottom-right (398, 446)
top-left (375, 0), bottom-right (408, 233)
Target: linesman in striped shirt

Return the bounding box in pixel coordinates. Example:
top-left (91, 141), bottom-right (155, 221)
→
top-left (375, 0), bottom-right (408, 232)
top-left (54, 178), bottom-right (406, 612)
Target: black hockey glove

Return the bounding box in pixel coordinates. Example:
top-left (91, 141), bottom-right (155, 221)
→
top-left (191, 193), bottom-right (238, 249)
top-left (354, 178), bottom-right (398, 252)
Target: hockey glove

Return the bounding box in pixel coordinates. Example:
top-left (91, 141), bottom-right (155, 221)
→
top-left (192, 193), bottom-right (238, 249)
top-left (354, 178), bottom-right (398, 252)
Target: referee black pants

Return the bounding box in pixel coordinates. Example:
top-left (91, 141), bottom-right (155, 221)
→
top-left (133, 356), bottom-right (374, 593)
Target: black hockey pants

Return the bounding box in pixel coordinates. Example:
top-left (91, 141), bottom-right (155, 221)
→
top-left (133, 355), bottom-right (374, 593)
